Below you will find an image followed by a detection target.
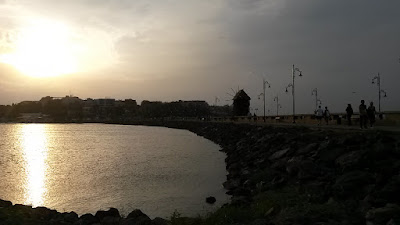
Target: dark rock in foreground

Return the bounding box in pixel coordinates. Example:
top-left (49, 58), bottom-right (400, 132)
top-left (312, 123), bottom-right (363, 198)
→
top-left (206, 196), bottom-right (216, 204)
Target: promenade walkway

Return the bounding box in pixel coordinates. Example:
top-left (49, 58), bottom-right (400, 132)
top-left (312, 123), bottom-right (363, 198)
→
top-left (215, 118), bottom-right (400, 133)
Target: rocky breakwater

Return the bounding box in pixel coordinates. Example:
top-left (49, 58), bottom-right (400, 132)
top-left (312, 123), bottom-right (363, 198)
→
top-left (0, 201), bottom-right (167, 225)
top-left (145, 121), bottom-right (400, 225)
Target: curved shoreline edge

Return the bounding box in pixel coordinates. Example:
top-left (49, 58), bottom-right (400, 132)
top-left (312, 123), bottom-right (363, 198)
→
top-left (1, 121), bottom-right (400, 225)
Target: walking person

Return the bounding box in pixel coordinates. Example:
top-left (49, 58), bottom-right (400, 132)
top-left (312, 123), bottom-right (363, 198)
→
top-left (367, 102), bottom-right (376, 128)
top-left (346, 104), bottom-right (353, 126)
top-left (315, 105), bottom-right (323, 125)
top-left (324, 106), bottom-right (330, 125)
top-left (359, 100), bottom-right (368, 129)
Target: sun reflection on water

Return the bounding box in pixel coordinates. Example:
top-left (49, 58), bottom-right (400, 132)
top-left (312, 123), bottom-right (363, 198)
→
top-left (19, 124), bottom-right (48, 207)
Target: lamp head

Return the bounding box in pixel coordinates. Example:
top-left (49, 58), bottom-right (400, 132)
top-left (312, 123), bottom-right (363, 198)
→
top-left (285, 88), bottom-right (288, 93)
top-left (299, 72), bottom-right (303, 77)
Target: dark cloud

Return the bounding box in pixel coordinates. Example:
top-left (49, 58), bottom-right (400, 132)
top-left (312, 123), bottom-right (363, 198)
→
top-left (0, 0), bottom-right (399, 113)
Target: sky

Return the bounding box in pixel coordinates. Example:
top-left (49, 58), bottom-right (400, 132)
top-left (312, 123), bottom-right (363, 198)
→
top-left (0, 0), bottom-right (399, 114)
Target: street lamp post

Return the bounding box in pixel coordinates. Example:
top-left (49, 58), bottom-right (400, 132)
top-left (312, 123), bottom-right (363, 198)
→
top-left (372, 73), bottom-right (387, 113)
top-left (259, 78), bottom-right (271, 122)
top-left (273, 96), bottom-right (282, 117)
top-left (311, 88), bottom-right (322, 112)
top-left (285, 64), bottom-right (303, 123)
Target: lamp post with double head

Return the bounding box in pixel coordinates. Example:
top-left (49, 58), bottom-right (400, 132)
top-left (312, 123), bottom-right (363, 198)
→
top-left (311, 88), bottom-right (322, 112)
top-left (258, 78), bottom-right (271, 122)
top-left (285, 65), bottom-right (303, 123)
top-left (273, 96), bottom-right (282, 117)
top-left (372, 73), bottom-right (387, 113)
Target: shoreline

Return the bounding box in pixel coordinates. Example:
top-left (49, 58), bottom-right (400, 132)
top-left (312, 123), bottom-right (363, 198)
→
top-left (1, 121), bottom-right (400, 224)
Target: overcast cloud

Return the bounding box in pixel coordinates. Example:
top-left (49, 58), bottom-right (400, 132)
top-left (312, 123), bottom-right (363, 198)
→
top-left (0, 0), bottom-right (399, 114)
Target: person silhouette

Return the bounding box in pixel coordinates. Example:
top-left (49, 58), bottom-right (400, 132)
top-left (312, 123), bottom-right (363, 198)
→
top-left (315, 105), bottom-right (323, 125)
top-left (367, 102), bottom-right (376, 128)
top-left (359, 100), bottom-right (368, 129)
top-left (346, 104), bottom-right (353, 126)
top-left (323, 106), bottom-right (330, 125)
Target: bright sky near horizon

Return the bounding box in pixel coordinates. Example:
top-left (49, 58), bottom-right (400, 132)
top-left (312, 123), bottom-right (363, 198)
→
top-left (0, 0), bottom-right (399, 114)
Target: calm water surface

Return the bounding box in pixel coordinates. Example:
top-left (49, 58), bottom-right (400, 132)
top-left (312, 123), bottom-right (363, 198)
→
top-left (0, 123), bottom-right (228, 218)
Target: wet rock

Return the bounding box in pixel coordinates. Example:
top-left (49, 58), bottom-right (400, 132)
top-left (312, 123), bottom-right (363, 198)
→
top-left (374, 175), bottom-right (400, 204)
top-left (365, 204), bottom-right (400, 225)
top-left (317, 147), bottom-right (347, 164)
top-left (32, 206), bottom-right (58, 220)
top-left (271, 175), bottom-right (286, 188)
top-left (223, 179), bottom-right (240, 190)
top-left (206, 196), bottom-right (216, 204)
top-left (387, 218), bottom-right (400, 225)
top-left (231, 195), bottom-right (251, 206)
top-left (79, 213), bottom-right (99, 225)
top-left (101, 216), bottom-right (121, 225)
top-left (152, 217), bottom-right (168, 225)
top-left (304, 181), bottom-right (329, 203)
top-left (335, 150), bottom-right (366, 171)
top-left (286, 157), bottom-right (320, 180)
top-left (250, 218), bottom-right (271, 225)
top-left (333, 171), bottom-right (375, 199)
top-left (13, 204), bottom-right (33, 217)
top-left (63, 211), bottom-right (79, 223)
top-left (95, 208), bottom-right (120, 221)
top-left (269, 147), bottom-right (291, 160)
top-left (229, 187), bottom-right (251, 197)
top-left (297, 143), bottom-right (319, 155)
top-left (127, 209), bottom-right (151, 225)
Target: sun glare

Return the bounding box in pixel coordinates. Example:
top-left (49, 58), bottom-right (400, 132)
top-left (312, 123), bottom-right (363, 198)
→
top-left (0, 19), bottom-right (78, 78)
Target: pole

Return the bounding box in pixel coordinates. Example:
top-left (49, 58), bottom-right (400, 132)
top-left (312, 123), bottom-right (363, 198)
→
top-left (276, 96), bottom-right (279, 117)
top-left (315, 89), bottom-right (318, 111)
top-left (263, 78), bottom-right (266, 122)
top-left (292, 64), bottom-right (295, 123)
top-left (378, 73), bottom-right (381, 113)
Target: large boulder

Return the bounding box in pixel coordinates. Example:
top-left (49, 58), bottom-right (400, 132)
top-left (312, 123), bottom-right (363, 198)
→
top-left (269, 147), bottom-right (291, 161)
top-left (206, 196), bottom-right (216, 204)
top-left (297, 143), bottom-right (319, 155)
top-left (63, 211), bottom-right (79, 223)
top-left (0, 199), bottom-right (12, 208)
top-left (126, 209), bottom-right (151, 225)
top-left (95, 208), bottom-right (120, 221)
top-left (13, 204), bottom-right (33, 218)
top-left (32, 206), bottom-right (58, 220)
top-left (317, 146), bottom-right (347, 164)
top-left (335, 150), bottom-right (367, 171)
top-left (366, 204), bottom-right (400, 225)
top-left (152, 217), bottom-right (168, 225)
top-left (333, 171), bottom-right (375, 199)
top-left (373, 175), bottom-right (400, 205)
top-left (79, 213), bottom-right (99, 225)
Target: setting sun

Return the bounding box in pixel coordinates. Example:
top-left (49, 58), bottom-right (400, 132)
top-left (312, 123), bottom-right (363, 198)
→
top-left (0, 19), bottom-right (78, 78)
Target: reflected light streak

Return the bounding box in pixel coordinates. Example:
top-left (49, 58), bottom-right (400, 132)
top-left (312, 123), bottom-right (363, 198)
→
top-left (20, 124), bottom-right (49, 207)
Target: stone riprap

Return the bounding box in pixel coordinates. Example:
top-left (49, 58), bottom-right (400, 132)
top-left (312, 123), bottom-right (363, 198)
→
top-left (1, 121), bottom-right (400, 225)
top-left (136, 121), bottom-right (400, 225)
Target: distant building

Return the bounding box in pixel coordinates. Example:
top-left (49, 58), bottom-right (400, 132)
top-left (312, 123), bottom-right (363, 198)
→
top-left (61, 95), bottom-right (82, 106)
top-left (95, 98), bottom-right (115, 107)
top-left (233, 89), bottom-right (251, 116)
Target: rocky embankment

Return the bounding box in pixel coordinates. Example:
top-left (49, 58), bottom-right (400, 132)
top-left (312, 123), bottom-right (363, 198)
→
top-left (1, 121), bottom-right (400, 225)
top-left (0, 202), bottom-right (168, 225)
top-left (143, 121), bottom-right (400, 225)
